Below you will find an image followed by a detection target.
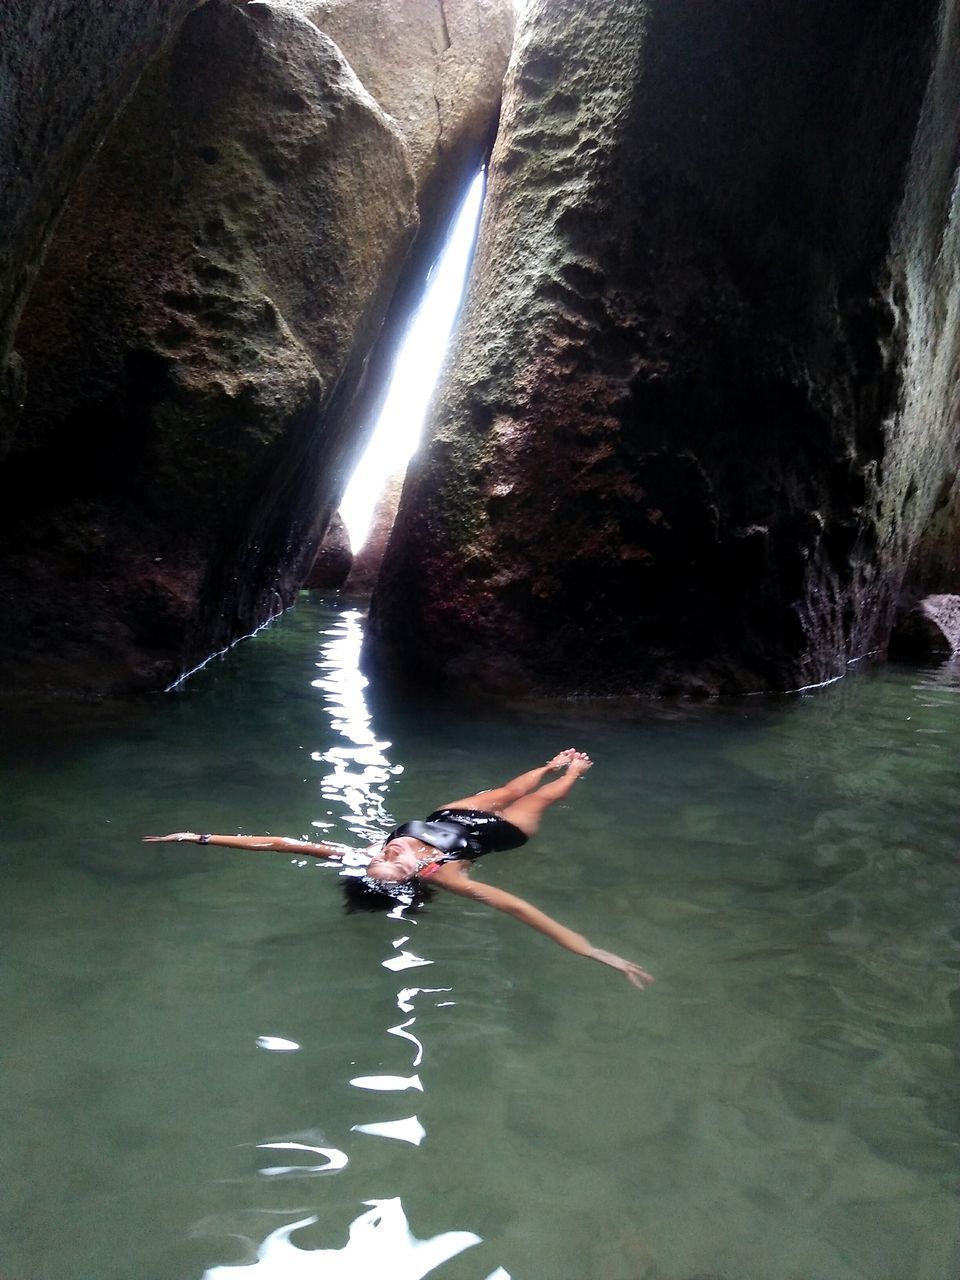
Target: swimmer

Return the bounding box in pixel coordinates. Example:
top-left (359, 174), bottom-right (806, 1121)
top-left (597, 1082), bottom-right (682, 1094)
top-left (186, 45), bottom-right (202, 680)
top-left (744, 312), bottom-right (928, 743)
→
top-left (143, 749), bottom-right (653, 989)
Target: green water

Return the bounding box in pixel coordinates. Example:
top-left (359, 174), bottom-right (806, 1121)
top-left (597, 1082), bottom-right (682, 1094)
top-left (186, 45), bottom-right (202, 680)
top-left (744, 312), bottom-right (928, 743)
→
top-left (1, 595), bottom-right (957, 1280)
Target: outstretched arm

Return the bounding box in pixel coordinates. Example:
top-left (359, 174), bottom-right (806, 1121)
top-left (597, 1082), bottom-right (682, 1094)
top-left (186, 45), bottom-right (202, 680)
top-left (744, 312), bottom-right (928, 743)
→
top-left (142, 832), bottom-right (351, 860)
top-left (432, 866), bottom-right (653, 990)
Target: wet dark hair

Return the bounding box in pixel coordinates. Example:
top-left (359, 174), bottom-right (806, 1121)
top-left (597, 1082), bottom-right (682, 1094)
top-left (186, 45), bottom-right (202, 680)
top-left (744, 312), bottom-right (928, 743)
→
top-left (340, 874), bottom-right (435, 914)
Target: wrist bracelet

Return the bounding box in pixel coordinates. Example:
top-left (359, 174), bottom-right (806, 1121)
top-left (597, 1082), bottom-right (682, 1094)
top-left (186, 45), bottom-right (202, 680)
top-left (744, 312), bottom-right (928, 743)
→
top-left (198, 833), bottom-right (211, 844)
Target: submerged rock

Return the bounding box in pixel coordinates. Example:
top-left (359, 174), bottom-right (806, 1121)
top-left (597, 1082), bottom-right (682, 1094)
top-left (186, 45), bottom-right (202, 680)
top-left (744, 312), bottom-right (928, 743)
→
top-left (371, 0), bottom-right (957, 697)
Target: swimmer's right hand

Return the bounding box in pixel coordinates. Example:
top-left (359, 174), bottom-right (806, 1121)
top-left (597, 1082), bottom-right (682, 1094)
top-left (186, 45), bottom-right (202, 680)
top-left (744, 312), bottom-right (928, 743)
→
top-left (143, 833), bottom-right (199, 843)
top-left (589, 947), bottom-right (655, 990)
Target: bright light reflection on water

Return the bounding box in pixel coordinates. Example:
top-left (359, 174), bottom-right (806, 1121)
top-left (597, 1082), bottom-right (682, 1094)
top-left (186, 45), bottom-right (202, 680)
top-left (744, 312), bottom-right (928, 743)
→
top-left (311, 608), bottom-right (402, 844)
top-left (255, 1035), bottom-right (301, 1052)
top-left (352, 1116), bottom-right (427, 1146)
top-left (0, 595), bottom-right (957, 1280)
top-left (256, 1141), bottom-right (349, 1177)
top-left (201, 1200), bottom-right (482, 1280)
top-left (228, 601), bottom-right (497, 1279)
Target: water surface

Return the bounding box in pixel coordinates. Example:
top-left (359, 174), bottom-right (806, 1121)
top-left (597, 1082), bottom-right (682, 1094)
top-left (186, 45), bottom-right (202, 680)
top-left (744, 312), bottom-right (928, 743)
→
top-left (1, 596), bottom-right (957, 1279)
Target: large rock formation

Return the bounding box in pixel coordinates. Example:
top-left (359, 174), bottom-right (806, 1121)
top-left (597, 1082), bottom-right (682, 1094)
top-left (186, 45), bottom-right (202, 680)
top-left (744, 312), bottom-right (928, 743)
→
top-left (342, 469), bottom-right (406, 596)
top-left (890, 595), bottom-right (960, 660)
top-left (880, 0), bottom-right (960, 601)
top-left (370, 0), bottom-right (958, 697)
top-left (305, 0), bottom-right (511, 226)
top-left (4, 0), bottom-right (417, 690)
top-left (1, 0), bottom-right (512, 692)
top-left (302, 0), bottom-right (514, 532)
top-left (0, 0), bottom-right (204, 451)
top-left (303, 512), bottom-right (353, 590)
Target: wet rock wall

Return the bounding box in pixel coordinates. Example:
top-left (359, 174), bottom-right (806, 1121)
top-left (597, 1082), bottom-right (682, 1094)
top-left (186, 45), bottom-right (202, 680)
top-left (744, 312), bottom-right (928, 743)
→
top-left (0, 0), bottom-right (204, 451)
top-left (371, 0), bottom-right (954, 697)
top-left (1, 0), bottom-right (511, 692)
top-left (880, 0), bottom-right (960, 602)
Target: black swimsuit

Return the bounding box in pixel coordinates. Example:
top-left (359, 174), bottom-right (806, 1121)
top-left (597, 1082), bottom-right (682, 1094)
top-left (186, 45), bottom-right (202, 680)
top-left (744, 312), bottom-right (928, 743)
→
top-left (386, 808), bottom-right (528, 863)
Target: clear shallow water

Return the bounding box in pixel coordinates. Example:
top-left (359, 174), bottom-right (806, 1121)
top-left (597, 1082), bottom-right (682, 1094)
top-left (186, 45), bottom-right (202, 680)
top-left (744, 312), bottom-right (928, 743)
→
top-left (0, 594), bottom-right (957, 1280)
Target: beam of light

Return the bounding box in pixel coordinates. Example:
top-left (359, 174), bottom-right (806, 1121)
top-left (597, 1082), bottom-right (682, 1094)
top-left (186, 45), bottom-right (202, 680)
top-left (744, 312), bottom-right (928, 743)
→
top-left (338, 170), bottom-right (485, 552)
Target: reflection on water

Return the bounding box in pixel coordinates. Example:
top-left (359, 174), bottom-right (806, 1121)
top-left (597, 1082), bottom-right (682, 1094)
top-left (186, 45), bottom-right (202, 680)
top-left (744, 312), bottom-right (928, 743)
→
top-left (352, 1116), bottom-right (427, 1146)
top-left (310, 609), bottom-right (401, 845)
top-left (255, 1036), bottom-right (301, 1053)
top-left (388, 1016), bottom-right (424, 1066)
top-left (257, 1141), bottom-right (349, 1178)
top-left (383, 948), bottom-right (435, 972)
top-left (198, 605), bottom-right (508, 1279)
top-left (0, 596), bottom-right (956, 1280)
top-left (202, 1200), bottom-right (481, 1280)
top-left (349, 1072), bottom-right (424, 1092)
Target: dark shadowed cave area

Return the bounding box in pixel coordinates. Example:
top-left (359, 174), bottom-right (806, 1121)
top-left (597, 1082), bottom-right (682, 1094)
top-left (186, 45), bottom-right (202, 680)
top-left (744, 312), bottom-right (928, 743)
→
top-left (0, 0), bottom-right (958, 697)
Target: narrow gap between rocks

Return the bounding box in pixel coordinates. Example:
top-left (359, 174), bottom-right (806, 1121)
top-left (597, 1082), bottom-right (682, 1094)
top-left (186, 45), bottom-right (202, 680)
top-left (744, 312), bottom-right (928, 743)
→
top-left (337, 169), bottom-right (486, 559)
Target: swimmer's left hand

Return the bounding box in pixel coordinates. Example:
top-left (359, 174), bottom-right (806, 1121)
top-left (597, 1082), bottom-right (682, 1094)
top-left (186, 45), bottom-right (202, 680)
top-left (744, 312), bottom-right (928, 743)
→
top-left (143, 833), bottom-right (198, 843)
top-left (590, 948), bottom-right (655, 990)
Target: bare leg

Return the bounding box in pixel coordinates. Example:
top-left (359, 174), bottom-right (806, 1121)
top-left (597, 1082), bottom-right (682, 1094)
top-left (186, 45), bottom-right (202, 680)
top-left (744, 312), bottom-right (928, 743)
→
top-left (437, 749), bottom-right (577, 812)
top-left (499, 753), bottom-right (593, 837)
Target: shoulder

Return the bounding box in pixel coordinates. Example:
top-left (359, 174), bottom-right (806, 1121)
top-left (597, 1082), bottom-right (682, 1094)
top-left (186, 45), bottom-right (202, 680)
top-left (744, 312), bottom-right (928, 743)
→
top-left (428, 861), bottom-right (478, 893)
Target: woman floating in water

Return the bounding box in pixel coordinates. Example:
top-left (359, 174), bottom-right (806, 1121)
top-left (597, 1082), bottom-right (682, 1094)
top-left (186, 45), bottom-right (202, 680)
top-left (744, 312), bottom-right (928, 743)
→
top-left (144, 749), bottom-right (653, 989)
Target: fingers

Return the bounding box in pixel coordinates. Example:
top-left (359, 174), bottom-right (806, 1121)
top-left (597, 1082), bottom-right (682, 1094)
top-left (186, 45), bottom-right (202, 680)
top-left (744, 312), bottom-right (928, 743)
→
top-left (591, 947), bottom-right (652, 988)
top-left (626, 966), bottom-right (655, 990)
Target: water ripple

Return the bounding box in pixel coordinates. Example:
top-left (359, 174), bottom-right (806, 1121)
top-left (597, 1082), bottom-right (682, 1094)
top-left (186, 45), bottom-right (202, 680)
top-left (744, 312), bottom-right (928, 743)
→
top-left (201, 1200), bottom-right (481, 1279)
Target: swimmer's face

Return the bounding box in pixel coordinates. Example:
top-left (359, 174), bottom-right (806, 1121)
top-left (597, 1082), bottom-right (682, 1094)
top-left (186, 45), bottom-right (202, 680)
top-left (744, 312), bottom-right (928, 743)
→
top-left (366, 837), bottom-right (420, 883)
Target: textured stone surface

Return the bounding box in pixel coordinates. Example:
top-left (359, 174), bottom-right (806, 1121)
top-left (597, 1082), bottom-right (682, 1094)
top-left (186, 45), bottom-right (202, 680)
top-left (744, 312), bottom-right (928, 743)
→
top-left (303, 512), bottom-right (353, 589)
top-left (303, 0), bottom-right (512, 195)
top-left (306, 0), bottom-right (514, 526)
top-left (371, 0), bottom-right (954, 697)
top-left (890, 594), bottom-right (960, 658)
top-left (2, 0), bottom-right (417, 691)
top-left (1, 0), bottom-right (511, 694)
top-left (0, 0), bottom-right (202, 447)
top-left (879, 0), bottom-right (960, 604)
top-left (342, 470), bottom-right (406, 596)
